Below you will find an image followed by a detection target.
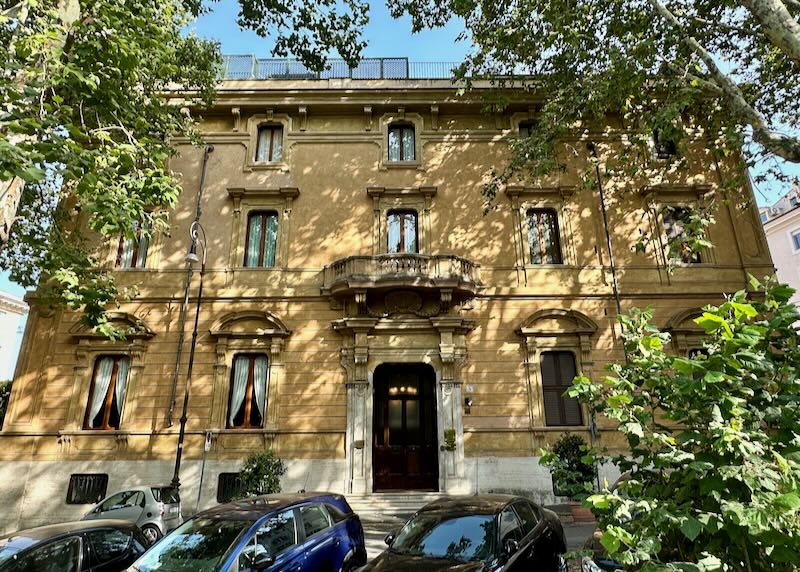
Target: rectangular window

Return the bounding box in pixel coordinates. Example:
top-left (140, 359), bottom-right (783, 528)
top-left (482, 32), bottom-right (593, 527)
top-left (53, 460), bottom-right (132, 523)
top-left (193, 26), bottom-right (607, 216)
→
top-left (84, 356), bottom-right (130, 430)
top-left (115, 221), bottom-right (149, 269)
top-left (256, 126), bottom-right (283, 162)
top-left (388, 125), bottom-right (415, 161)
top-left (540, 351), bottom-right (582, 426)
top-left (228, 354), bottom-right (269, 429)
top-left (519, 122), bottom-right (536, 138)
top-left (662, 206), bottom-right (701, 263)
top-left (387, 210), bottom-right (418, 253)
top-left (217, 473), bottom-right (243, 503)
top-left (66, 473), bottom-right (109, 504)
top-left (760, 211), bottom-right (768, 223)
top-left (527, 209), bottom-right (562, 264)
top-left (653, 128), bottom-right (677, 159)
top-left (792, 230), bottom-right (800, 251)
top-left (244, 212), bottom-right (279, 267)
top-left (790, 196), bottom-right (799, 208)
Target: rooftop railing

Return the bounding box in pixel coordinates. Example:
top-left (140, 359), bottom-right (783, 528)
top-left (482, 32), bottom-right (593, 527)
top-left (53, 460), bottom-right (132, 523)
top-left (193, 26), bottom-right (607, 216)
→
top-left (220, 56), bottom-right (460, 81)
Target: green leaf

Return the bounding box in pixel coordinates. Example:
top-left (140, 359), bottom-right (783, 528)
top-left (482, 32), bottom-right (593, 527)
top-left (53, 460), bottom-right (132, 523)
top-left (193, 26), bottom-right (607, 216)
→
top-left (773, 493), bottom-right (800, 512)
top-left (679, 516), bottom-right (703, 541)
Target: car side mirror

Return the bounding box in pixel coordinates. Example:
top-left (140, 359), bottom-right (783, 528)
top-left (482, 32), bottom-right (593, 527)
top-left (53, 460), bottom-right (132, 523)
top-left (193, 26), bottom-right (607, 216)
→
top-left (384, 533), bottom-right (396, 546)
top-left (253, 553), bottom-right (275, 570)
top-left (504, 539), bottom-right (519, 556)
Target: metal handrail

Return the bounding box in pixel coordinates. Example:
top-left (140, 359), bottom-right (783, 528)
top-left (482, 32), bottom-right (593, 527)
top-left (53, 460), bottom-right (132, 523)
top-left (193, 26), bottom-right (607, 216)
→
top-left (220, 56), bottom-right (460, 81)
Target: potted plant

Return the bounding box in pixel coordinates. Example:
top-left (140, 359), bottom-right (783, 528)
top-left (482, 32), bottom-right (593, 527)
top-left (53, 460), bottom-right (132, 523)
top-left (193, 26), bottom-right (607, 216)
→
top-left (539, 434), bottom-right (596, 522)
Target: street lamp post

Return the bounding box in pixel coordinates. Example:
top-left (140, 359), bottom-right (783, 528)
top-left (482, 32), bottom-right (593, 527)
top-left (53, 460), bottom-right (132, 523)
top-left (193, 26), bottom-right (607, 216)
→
top-left (170, 220), bottom-right (207, 489)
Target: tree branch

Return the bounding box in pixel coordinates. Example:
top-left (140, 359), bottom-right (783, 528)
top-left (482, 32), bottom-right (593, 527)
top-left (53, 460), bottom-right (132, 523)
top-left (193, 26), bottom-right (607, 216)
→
top-left (648, 0), bottom-right (800, 162)
top-left (738, 0), bottom-right (800, 63)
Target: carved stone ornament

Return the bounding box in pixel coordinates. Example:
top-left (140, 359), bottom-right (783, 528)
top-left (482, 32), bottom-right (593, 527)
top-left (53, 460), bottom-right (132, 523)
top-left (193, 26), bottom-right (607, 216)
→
top-left (367, 290), bottom-right (442, 318)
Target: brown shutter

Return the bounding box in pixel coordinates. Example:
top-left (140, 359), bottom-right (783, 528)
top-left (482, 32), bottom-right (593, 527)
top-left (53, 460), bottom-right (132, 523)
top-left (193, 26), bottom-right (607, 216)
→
top-left (540, 351), bottom-right (583, 426)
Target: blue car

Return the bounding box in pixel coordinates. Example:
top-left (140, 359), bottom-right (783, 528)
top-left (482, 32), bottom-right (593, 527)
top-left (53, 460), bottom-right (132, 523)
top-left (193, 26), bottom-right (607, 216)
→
top-left (127, 492), bottom-right (366, 572)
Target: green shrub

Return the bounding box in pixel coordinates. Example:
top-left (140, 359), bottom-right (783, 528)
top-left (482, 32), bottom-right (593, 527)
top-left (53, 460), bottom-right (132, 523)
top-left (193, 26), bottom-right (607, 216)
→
top-left (571, 277), bottom-right (800, 571)
top-left (237, 450), bottom-right (286, 498)
top-left (539, 433), bottom-right (595, 501)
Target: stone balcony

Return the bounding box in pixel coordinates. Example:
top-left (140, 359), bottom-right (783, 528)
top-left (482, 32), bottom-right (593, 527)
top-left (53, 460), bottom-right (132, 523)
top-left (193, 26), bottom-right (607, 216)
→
top-left (321, 254), bottom-right (482, 315)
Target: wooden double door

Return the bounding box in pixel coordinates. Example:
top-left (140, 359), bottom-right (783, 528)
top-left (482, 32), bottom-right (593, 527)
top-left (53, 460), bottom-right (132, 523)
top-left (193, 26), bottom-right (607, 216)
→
top-left (373, 363), bottom-right (439, 491)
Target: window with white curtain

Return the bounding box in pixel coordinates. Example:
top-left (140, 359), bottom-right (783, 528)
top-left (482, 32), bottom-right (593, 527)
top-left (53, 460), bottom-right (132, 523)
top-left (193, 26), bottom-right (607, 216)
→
top-left (244, 212), bottom-right (279, 268)
top-left (255, 126), bottom-right (283, 162)
top-left (526, 209), bottom-right (562, 264)
top-left (387, 210), bottom-right (418, 253)
top-left (115, 220), bottom-right (149, 269)
top-left (228, 354), bottom-right (269, 429)
top-left (84, 356), bottom-right (130, 430)
top-left (388, 124), bottom-right (415, 161)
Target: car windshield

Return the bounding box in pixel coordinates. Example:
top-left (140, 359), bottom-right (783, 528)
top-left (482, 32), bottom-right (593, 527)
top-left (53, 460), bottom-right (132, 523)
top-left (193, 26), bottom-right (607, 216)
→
top-left (0, 536), bottom-right (35, 565)
top-left (131, 518), bottom-right (252, 572)
top-left (391, 513), bottom-right (496, 562)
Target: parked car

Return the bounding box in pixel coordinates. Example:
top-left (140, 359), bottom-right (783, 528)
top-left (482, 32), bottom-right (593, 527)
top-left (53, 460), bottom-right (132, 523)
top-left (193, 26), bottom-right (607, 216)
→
top-left (127, 492), bottom-right (367, 572)
top-left (83, 485), bottom-right (182, 544)
top-left (0, 520), bottom-right (148, 572)
top-left (362, 494), bottom-right (568, 571)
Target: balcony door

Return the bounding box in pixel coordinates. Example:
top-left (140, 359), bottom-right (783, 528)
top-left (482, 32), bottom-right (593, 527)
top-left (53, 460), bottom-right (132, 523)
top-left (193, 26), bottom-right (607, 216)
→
top-left (373, 363), bottom-right (438, 491)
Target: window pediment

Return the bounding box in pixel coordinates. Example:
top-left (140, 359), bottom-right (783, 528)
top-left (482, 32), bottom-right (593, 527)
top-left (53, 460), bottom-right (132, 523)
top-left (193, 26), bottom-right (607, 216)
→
top-left (69, 312), bottom-right (155, 340)
top-left (516, 309), bottom-right (598, 337)
top-left (210, 311), bottom-right (291, 340)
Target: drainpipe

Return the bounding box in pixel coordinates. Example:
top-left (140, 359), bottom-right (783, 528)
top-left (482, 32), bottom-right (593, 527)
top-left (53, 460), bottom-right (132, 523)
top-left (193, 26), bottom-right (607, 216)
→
top-left (167, 145), bottom-right (214, 426)
top-left (586, 142), bottom-right (625, 491)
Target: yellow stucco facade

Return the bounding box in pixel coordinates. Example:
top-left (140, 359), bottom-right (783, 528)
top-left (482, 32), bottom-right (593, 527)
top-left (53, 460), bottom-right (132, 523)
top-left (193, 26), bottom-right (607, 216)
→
top-left (0, 78), bottom-right (773, 530)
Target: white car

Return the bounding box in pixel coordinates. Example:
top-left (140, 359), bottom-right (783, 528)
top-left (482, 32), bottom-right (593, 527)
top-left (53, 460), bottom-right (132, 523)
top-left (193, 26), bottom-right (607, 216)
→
top-left (82, 485), bottom-right (182, 544)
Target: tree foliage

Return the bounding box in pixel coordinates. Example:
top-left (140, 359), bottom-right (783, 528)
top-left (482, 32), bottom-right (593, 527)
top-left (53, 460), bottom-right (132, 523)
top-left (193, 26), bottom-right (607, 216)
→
top-left (237, 450), bottom-right (286, 497)
top-left (539, 433), bottom-right (597, 501)
top-left (570, 278), bottom-right (800, 571)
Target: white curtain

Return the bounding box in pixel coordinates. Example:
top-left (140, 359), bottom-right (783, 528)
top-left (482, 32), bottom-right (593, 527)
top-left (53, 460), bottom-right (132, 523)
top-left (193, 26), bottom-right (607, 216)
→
top-left (246, 215), bottom-right (262, 267)
top-left (253, 355), bottom-right (268, 421)
top-left (229, 356), bottom-right (249, 426)
top-left (88, 358), bottom-right (114, 428)
top-left (114, 357), bottom-right (130, 423)
top-left (119, 237), bottom-right (134, 268)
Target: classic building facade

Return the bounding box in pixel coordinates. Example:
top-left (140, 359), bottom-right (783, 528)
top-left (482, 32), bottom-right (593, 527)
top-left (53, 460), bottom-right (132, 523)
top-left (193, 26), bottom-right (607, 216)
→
top-left (0, 58), bottom-right (774, 531)
top-left (759, 184), bottom-right (800, 317)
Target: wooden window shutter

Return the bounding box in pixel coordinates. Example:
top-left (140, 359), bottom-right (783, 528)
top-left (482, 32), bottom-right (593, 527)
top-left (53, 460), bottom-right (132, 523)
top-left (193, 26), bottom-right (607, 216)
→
top-left (540, 351), bottom-right (582, 426)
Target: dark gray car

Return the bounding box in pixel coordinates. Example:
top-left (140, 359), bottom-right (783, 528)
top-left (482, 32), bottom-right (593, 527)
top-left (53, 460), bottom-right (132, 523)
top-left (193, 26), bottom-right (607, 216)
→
top-left (363, 494), bottom-right (568, 571)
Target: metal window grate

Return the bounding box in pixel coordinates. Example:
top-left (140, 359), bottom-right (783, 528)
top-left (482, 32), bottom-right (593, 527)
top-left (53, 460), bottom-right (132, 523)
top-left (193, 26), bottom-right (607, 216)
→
top-left (66, 473), bottom-right (109, 504)
top-left (217, 473), bottom-right (244, 503)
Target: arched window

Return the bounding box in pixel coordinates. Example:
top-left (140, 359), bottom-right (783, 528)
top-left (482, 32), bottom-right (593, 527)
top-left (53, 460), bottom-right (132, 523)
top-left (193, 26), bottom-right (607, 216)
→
top-left (388, 124), bottom-right (415, 161)
top-left (244, 211), bottom-right (279, 267)
top-left (256, 125), bottom-right (283, 162)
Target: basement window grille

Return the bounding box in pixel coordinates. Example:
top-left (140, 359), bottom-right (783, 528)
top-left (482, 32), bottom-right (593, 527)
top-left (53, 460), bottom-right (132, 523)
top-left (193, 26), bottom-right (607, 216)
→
top-left (217, 473), bottom-right (244, 503)
top-left (66, 474), bottom-right (109, 505)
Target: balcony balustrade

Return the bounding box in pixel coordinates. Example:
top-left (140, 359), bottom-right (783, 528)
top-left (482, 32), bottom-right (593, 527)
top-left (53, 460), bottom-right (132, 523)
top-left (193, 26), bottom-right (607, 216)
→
top-left (321, 254), bottom-right (482, 302)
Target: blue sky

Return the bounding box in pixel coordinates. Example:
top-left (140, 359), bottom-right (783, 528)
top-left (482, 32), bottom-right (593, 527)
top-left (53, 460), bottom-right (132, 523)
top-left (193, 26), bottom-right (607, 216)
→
top-left (0, 2), bottom-right (796, 297)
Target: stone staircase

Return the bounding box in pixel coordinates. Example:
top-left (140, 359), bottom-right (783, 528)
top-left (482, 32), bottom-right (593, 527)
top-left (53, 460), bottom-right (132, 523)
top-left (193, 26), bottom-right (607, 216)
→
top-left (344, 492), bottom-right (460, 559)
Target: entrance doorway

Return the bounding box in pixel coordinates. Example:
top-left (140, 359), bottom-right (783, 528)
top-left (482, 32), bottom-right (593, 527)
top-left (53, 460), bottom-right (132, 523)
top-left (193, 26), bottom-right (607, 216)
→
top-left (372, 363), bottom-right (438, 491)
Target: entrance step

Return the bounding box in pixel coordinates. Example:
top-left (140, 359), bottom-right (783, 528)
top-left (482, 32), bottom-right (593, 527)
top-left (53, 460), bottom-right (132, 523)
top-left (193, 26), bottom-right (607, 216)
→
top-left (345, 492), bottom-right (460, 522)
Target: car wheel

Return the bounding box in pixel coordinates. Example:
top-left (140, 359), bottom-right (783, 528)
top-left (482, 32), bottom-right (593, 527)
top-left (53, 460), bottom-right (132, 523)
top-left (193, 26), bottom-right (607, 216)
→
top-left (557, 554), bottom-right (569, 572)
top-left (141, 524), bottom-right (162, 545)
top-left (338, 548), bottom-right (360, 572)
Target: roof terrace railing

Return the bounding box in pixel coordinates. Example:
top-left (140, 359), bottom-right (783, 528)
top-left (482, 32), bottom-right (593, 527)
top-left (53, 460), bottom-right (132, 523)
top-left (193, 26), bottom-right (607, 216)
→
top-left (220, 56), bottom-right (460, 81)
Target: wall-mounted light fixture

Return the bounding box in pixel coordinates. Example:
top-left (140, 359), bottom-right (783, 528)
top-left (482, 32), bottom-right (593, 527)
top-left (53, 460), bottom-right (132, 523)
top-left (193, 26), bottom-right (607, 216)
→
top-left (464, 397), bottom-right (474, 415)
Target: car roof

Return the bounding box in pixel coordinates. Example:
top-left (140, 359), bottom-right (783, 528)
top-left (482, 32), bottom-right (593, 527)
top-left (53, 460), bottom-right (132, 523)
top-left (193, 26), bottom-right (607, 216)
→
top-left (0, 519), bottom-right (138, 544)
top-left (416, 494), bottom-right (527, 515)
top-left (197, 492), bottom-right (345, 521)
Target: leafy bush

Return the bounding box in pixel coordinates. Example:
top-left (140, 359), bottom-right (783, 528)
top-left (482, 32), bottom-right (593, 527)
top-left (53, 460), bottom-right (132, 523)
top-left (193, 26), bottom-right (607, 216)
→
top-left (237, 450), bottom-right (286, 498)
top-left (540, 433), bottom-right (595, 501)
top-left (570, 278), bottom-right (800, 571)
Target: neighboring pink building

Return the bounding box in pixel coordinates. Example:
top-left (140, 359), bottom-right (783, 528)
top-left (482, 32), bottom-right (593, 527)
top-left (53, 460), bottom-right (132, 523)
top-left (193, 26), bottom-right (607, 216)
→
top-left (760, 184), bottom-right (800, 317)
